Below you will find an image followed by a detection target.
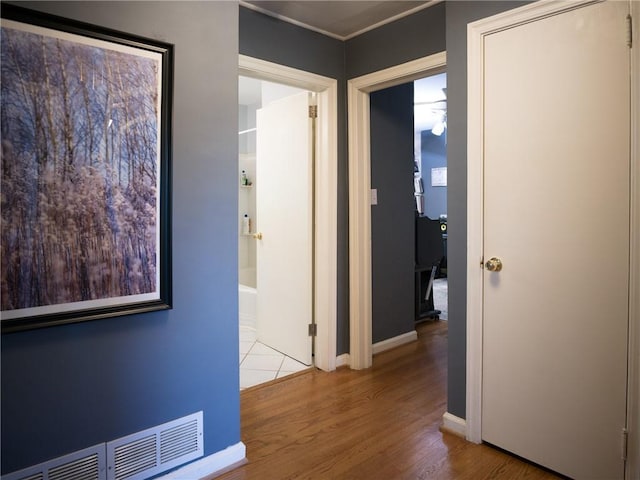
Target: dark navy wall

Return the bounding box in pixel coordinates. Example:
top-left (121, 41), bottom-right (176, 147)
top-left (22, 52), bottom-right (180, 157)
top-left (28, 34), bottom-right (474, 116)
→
top-left (1, 1), bottom-right (240, 474)
top-left (239, 6), bottom-right (351, 354)
top-left (420, 131), bottom-right (447, 220)
top-left (445, 0), bottom-right (530, 419)
top-left (370, 83), bottom-right (415, 343)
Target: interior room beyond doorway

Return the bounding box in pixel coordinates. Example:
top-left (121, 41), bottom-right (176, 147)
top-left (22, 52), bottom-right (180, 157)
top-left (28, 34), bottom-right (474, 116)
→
top-left (238, 75), bottom-right (313, 389)
top-left (414, 72), bottom-right (447, 321)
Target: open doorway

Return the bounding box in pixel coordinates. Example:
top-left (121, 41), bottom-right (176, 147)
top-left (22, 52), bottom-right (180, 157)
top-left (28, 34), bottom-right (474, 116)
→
top-left (238, 55), bottom-right (338, 379)
top-left (414, 73), bottom-right (447, 321)
top-left (367, 72), bottom-right (447, 350)
top-left (238, 76), bottom-right (313, 389)
top-left (347, 51), bottom-right (446, 370)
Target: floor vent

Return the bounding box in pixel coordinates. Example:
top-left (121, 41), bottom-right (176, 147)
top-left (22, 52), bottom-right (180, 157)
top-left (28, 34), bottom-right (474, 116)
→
top-left (2, 445), bottom-right (105, 480)
top-left (106, 412), bottom-right (203, 480)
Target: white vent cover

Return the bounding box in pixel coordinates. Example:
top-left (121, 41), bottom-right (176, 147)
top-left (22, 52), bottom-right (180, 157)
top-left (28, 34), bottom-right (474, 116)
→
top-left (2, 444), bottom-right (105, 480)
top-left (2, 412), bottom-right (203, 480)
top-left (106, 412), bottom-right (203, 480)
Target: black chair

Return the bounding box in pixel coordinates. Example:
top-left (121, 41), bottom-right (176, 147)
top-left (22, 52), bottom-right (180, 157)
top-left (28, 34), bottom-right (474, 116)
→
top-left (415, 216), bottom-right (444, 321)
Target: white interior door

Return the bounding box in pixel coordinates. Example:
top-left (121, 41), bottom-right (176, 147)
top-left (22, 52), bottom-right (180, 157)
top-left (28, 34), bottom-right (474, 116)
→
top-left (255, 92), bottom-right (313, 366)
top-left (481, 2), bottom-right (630, 478)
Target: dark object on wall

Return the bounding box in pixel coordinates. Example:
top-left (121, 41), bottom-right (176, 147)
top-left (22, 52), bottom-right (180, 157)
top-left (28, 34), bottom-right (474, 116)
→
top-left (439, 214), bottom-right (447, 276)
top-left (415, 215), bottom-right (443, 321)
top-left (1, 5), bottom-right (173, 333)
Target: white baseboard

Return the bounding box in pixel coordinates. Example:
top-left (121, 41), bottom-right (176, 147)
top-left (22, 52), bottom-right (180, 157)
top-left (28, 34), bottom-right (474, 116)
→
top-left (159, 442), bottom-right (246, 480)
top-left (337, 331), bottom-right (418, 368)
top-left (372, 330), bottom-right (418, 355)
top-left (336, 353), bottom-right (350, 367)
top-left (441, 412), bottom-right (467, 438)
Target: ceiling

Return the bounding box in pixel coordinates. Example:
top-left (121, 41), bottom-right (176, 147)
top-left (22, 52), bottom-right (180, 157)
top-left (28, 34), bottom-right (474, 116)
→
top-left (241, 0), bottom-right (437, 40)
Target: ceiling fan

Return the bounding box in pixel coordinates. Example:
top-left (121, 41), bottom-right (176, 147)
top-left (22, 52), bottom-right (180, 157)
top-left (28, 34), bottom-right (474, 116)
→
top-left (414, 87), bottom-right (447, 109)
top-left (415, 88), bottom-right (447, 136)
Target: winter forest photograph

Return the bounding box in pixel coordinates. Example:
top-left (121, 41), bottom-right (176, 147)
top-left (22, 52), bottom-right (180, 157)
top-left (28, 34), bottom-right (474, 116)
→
top-left (1, 12), bottom-right (171, 330)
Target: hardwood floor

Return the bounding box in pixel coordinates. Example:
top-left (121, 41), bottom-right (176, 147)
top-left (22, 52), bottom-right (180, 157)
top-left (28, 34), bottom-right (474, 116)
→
top-left (218, 320), bottom-right (561, 480)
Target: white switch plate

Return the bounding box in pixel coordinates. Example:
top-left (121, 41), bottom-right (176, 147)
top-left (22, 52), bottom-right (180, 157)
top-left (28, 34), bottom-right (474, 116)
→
top-left (371, 189), bottom-right (378, 205)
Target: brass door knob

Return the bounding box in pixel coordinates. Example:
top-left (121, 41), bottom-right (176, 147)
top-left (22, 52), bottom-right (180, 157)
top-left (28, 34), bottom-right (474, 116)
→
top-left (253, 232), bottom-right (263, 240)
top-left (485, 257), bottom-right (503, 272)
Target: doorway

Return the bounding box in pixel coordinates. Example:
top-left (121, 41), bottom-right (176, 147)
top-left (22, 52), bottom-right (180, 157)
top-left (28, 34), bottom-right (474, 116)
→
top-left (347, 51), bottom-right (447, 370)
top-left (367, 73), bottom-right (448, 349)
top-left (238, 77), bottom-right (313, 389)
top-left (238, 55), bottom-right (339, 381)
top-left (413, 73), bottom-right (448, 321)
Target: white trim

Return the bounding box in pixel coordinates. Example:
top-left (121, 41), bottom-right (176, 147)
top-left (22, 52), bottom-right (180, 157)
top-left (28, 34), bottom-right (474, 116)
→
top-left (335, 353), bottom-right (350, 368)
top-left (348, 52), bottom-right (446, 370)
top-left (239, 55), bottom-right (338, 372)
top-left (627, 3), bottom-right (640, 478)
top-left (158, 442), bottom-right (246, 480)
top-left (372, 330), bottom-right (417, 355)
top-left (467, 5), bottom-right (639, 475)
top-left (441, 412), bottom-right (467, 438)
top-left (239, 0), bottom-right (442, 42)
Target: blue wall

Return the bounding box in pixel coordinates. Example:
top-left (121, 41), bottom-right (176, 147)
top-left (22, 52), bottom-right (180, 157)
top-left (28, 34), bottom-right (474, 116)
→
top-left (2, 1), bottom-right (240, 474)
top-left (370, 84), bottom-right (416, 343)
top-left (420, 130), bottom-right (447, 220)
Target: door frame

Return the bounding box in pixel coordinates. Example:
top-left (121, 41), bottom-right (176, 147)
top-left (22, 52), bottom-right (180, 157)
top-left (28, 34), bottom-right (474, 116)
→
top-left (347, 52), bottom-right (446, 369)
top-left (239, 55), bottom-right (338, 372)
top-left (466, 2), bottom-right (639, 477)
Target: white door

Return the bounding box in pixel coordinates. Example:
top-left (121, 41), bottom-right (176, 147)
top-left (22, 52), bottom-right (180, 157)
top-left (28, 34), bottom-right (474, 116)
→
top-left (255, 92), bottom-right (313, 365)
top-left (481, 2), bottom-right (630, 478)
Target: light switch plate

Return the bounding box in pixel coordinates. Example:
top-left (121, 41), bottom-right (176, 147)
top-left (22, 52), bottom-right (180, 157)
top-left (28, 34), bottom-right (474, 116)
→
top-left (371, 189), bottom-right (378, 205)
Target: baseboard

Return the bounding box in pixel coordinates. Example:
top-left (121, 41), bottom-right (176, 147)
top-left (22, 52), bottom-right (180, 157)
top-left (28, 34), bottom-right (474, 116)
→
top-left (337, 332), bottom-right (418, 368)
top-left (441, 412), bottom-right (467, 438)
top-left (372, 330), bottom-right (418, 355)
top-left (158, 442), bottom-right (246, 480)
top-left (336, 353), bottom-right (350, 367)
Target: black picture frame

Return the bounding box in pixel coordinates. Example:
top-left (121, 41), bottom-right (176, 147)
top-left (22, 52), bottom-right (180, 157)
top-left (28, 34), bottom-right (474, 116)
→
top-left (1, 5), bottom-right (173, 333)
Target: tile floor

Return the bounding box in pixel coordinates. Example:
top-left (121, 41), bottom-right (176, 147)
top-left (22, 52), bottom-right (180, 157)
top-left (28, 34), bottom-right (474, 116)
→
top-left (239, 326), bottom-right (310, 390)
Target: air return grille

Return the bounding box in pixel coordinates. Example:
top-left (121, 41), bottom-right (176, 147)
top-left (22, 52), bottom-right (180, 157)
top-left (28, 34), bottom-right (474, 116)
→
top-left (111, 435), bottom-right (157, 480)
top-left (2, 445), bottom-right (105, 480)
top-left (160, 418), bottom-right (200, 464)
top-left (106, 412), bottom-right (203, 480)
top-left (2, 412), bottom-right (203, 480)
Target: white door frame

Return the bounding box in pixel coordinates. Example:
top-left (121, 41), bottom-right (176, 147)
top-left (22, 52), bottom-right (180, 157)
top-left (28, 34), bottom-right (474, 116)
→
top-left (347, 52), bottom-right (446, 369)
top-left (466, 3), bottom-right (639, 478)
top-left (239, 55), bottom-right (338, 372)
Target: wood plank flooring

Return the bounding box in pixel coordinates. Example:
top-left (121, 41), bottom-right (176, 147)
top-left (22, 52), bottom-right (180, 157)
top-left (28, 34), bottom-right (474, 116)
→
top-left (218, 320), bottom-right (561, 480)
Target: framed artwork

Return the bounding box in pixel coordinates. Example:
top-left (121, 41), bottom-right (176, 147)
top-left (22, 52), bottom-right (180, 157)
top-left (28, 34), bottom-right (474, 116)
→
top-left (1, 5), bottom-right (173, 333)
